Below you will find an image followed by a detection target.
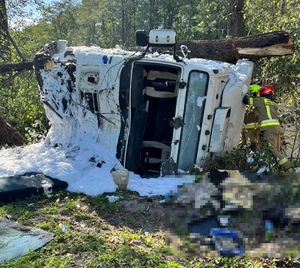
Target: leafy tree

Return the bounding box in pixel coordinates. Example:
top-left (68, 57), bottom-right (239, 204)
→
top-left (227, 0), bottom-right (246, 37)
top-left (244, 0), bottom-right (300, 161)
top-left (0, 0), bottom-right (51, 142)
top-left (38, 0), bottom-right (80, 45)
top-left (189, 0), bottom-right (228, 40)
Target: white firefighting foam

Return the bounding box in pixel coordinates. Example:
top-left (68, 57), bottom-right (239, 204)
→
top-left (0, 47), bottom-right (261, 196)
top-left (0, 49), bottom-right (197, 196)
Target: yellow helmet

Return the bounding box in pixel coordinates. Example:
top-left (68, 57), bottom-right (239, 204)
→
top-left (249, 84), bottom-right (261, 95)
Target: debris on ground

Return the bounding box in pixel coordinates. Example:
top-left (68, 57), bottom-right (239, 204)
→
top-left (0, 218), bottom-right (54, 263)
top-left (175, 180), bottom-right (220, 210)
top-left (210, 228), bottom-right (244, 256)
top-left (221, 173), bottom-right (254, 210)
top-left (0, 172), bottom-right (68, 203)
top-left (111, 168), bottom-right (129, 190)
top-left (162, 168), bottom-right (300, 257)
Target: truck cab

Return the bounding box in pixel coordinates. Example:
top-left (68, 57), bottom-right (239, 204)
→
top-left (34, 29), bottom-right (253, 177)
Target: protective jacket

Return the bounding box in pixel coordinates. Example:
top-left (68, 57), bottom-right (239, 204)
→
top-left (246, 96), bottom-right (292, 171)
top-left (250, 96), bottom-right (280, 129)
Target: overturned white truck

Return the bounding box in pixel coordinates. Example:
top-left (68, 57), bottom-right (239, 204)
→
top-left (34, 29), bottom-right (253, 177)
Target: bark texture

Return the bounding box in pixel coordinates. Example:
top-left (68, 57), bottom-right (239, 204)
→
top-left (0, 116), bottom-right (25, 147)
top-left (227, 0), bottom-right (246, 37)
top-left (0, 0), bottom-right (10, 61)
top-left (178, 31), bottom-right (294, 62)
top-left (0, 61), bottom-right (33, 73)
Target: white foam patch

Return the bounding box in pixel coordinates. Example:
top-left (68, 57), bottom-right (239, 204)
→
top-left (0, 143), bottom-right (194, 196)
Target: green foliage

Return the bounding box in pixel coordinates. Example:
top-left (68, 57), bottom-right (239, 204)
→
top-left (244, 1), bottom-right (300, 162)
top-left (0, 19), bottom-right (53, 142)
top-left (0, 71), bottom-right (48, 142)
top-left (203, 142), bottom-right (296, 173)
top-left (38, 0), bottom-right (80, 46)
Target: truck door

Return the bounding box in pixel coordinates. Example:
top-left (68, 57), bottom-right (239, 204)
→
top-left (124, 61), bottom-right (181, 176)
top-left (172, 71), bottom-right (209, 171)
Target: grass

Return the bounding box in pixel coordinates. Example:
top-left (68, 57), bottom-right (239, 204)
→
top-left (0, 190), bottom-right (299, 267)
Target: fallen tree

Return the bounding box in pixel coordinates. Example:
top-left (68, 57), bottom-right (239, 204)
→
top-left (0, 31), bottom-right (295, 74)
top-left (177, 31), bottom-right (294, 62)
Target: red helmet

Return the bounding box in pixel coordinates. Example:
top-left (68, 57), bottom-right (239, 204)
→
top-left (260, 85), bottom-right (275, 96)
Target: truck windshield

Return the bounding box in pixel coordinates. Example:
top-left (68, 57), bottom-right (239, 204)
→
top-left (178, 71), bottom-right (209, 170)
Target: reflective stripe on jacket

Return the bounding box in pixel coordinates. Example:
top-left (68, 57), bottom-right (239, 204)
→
top-left (244, 122), bottom-right (259, 129)
top-left (260, 119), bottom-right (280, 127)
top-left (251, 97), bottom-right (280, 128)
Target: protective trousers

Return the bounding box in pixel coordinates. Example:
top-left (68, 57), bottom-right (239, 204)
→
top-left (261, 126), bottom-right (292, 171)
top-left (242, 127), bottom-right (260, 149)
top-left (242, 103), bottom-right (260, 149)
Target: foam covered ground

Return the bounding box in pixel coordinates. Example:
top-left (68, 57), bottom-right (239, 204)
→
top-left (0, 142), bottom-right (194, 196)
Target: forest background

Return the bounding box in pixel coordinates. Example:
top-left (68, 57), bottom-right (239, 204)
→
top-left (0, 0), bottom-right (299, 160)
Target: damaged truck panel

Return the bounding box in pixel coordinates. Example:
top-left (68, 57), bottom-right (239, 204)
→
top-left (34, 32), bottom-right (253, 177)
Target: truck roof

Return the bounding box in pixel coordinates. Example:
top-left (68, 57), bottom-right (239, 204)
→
top-left (62, 46), bottom-right (234, 76)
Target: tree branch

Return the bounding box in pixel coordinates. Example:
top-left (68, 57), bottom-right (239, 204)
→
top-left (0, 61), bottom-right (33, 73)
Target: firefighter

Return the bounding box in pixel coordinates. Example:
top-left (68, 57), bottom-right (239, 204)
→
top-left (243, 85), bottom-right (293, 172)
top-left (242, 84), bottom-right (261, 150)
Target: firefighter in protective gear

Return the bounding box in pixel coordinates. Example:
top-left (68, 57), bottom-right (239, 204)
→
top-left (244, 85), bottom-right (293, 172)
top-left (242, 84), bottom-right (261, 150)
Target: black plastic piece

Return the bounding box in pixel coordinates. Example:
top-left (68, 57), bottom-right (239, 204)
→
top-left (0, 173), bottom-right (68, 203)
top-left (209, 168), bottom-right (229, 187)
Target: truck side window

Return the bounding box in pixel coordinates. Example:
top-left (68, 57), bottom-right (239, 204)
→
top-left (178, 71), bottom-right (209, 170)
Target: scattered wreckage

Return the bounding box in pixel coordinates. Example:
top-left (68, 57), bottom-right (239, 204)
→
top-left (33, 29), bottom-right (253, 177)
top-left (0, 218), bottom-right (54, 263)
top-left (162, 169), bottom-right (300, 257)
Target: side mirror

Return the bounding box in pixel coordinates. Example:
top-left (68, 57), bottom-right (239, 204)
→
top-left (135, 30), bottom-right (148, 47)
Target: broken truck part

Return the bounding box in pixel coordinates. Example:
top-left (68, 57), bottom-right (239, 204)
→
top-left (33, 29), bottom-right (253, 177)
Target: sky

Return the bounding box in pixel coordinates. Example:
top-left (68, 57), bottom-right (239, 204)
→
top-left (8, 0), bottom-right (60, 29)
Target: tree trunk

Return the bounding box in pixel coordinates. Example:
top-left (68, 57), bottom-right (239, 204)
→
top-left (0, 0), bottom-right (8, 32)
top-left (0, 31), bottom-right (295, 73)
top-left (0, 61), bottom-right (33, 73)
top-left (0, 116), bottom-right (25, 147)
top-left (121, 0), bottom-right (126, 48)
top-left (0, 0), bottom-right (10, 62)
top-left (227, 0), bottom-right (246, 37)
top-left (178, 31), bottom-right (294, 62)
top-left (149, 0), bottom-right (155, 30)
